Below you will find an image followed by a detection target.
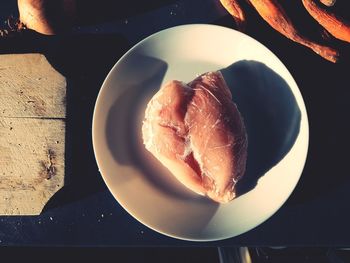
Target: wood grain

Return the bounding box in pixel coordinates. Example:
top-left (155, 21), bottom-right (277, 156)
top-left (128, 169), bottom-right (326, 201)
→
top-left (0, 54), bottom-right (66, 215)
top-left (0, 54), bottom-right (66, 118)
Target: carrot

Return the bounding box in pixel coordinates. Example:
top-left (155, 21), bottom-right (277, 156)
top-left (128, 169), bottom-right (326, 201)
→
top-left (18, 0), bottom-right (76, 35)
top-left (319, 0), bottom-right (336, 7)
top-left (302, 0), bottom-right (350, 43)
top-left (247, 0), bottom-right (339, 63)
top-left (219, 0), bottom-right (246, 31)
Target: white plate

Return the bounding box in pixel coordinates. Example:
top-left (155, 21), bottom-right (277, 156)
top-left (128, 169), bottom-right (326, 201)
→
top-left (92, 24), bottom-right (309, 241)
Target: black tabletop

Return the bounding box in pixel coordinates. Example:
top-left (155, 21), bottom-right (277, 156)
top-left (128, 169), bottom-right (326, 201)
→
top-left (0, 0), bottom-right (350, 246)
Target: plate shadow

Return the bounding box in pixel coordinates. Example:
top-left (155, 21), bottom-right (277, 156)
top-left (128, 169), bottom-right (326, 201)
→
top-left (221, 60), bottom-right (301, 196)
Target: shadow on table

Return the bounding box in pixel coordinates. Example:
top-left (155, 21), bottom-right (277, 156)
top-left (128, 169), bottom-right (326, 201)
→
top-left (0, 30), bottom-right (130, 212)
top-left (1, 23), bottom-right (346, 213)
top-left (41, 33), bottom-right (129, 212)
top-left (75, 0), bottom-right (178, 26)
top-left (221, 61), bottom-right (301, 196)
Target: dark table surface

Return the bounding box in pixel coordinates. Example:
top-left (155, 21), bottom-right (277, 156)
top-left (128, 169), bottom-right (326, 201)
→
top-left (0, 0), bottom-right (350, 247)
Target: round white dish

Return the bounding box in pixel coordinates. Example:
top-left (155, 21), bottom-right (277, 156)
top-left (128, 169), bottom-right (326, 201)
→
top-left (92, 24), bottom-right (309, 241)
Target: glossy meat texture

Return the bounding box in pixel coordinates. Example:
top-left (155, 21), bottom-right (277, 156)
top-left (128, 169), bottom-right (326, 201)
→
top-left (142, 72), bottom-right (247, 203)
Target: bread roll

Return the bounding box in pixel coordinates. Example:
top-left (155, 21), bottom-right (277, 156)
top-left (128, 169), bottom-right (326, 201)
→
top-left (142, 71), bottom-right (247, 203)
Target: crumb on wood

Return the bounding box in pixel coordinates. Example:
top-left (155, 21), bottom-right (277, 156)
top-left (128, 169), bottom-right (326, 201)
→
top-left (0, 16), bottom-right (27, 38)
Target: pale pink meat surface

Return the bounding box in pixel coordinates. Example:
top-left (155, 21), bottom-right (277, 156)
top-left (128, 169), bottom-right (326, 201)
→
top-left (142, 71), bottom-right (247, 203)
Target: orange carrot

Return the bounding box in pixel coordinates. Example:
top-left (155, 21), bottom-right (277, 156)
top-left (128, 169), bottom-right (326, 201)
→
top-left (319, 0), bottom-right (336, 7)
top-left (302, 0), bottom-right (350, 43)
top-left (247, 0), bottom-right (339, 63)
top-left (220, 0), bottom-right (246, 31)
top-left (18, 0), bottom-right (76, 35)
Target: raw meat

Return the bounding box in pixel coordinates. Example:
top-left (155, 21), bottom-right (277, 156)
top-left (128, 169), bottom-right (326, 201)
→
top-left (142, 71), bottom-right (247, 203)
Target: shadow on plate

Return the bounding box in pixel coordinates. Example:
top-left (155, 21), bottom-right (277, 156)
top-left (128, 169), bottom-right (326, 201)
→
top-left (105, 55), bottom-right (219, 231)
top-left (106, 57), bottom-right (301, 203)
top-left (221, 60), bottom-right (301, 196)
top-left (105, 55), bottom-right (217, 206)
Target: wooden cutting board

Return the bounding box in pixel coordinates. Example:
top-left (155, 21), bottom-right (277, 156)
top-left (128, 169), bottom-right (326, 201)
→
top-left (0, 53), bottom-right (66, 215)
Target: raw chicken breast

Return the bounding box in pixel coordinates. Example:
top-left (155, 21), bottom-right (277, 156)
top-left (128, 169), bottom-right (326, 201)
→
top-left (142, 71), bottom-right (247, 203)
